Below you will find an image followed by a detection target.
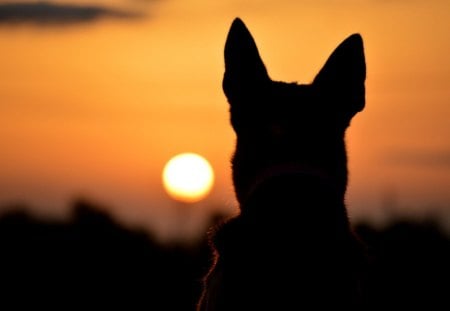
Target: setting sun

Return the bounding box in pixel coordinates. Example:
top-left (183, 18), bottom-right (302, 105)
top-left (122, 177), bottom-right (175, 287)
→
top-left (162, 153), bottom-right (214, 203)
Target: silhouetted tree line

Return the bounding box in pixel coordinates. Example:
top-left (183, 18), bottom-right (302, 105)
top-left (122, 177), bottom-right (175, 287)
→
top-left (0, 200), bottom-right (448, 309)
top-left (356, 219), bottom-right (449, 310)
top-left (0, 199), bottom-right (212, 310)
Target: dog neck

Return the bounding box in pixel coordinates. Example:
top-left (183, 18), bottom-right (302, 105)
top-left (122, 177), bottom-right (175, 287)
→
top-left (241, 163), bottom-right (336, 206)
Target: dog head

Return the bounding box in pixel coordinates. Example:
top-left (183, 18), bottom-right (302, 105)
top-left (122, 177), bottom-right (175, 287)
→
top-left (223, 18), bottom-right (366, 204)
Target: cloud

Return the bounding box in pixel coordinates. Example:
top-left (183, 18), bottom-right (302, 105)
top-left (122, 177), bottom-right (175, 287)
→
top-left (0, 2), bottom-right (142, 26)
top-left (386, 150), bottom-right (450, 168)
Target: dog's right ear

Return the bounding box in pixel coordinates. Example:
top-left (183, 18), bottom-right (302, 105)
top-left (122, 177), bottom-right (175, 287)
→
top-left (223, 18), bottom-right (270, 102)
top-left (313, 34), bottom-right (366, 117)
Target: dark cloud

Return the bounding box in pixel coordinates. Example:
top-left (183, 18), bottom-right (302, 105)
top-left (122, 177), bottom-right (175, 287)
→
top-left (386, 150), bottom-right (450, 168)
top-left (0, 2), bottom-right (142, 26)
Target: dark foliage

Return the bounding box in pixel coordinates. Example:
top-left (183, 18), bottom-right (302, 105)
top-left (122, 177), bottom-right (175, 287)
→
top-left (0, 200), bottom-right (212, 310)
top-left (0, 200), bottom-right (447, 309)
top-left (357, 220), bottom-right (450, 309)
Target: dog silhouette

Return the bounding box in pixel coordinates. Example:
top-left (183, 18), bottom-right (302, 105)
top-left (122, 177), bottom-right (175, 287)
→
top-left (198, 18), bottom-right (367, 310)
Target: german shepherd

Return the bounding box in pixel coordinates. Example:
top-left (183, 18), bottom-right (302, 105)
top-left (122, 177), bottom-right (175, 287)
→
top-left (198, 18), bottom-right (367, 310)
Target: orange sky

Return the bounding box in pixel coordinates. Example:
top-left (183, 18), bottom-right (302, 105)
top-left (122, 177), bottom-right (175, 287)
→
top-left (0, 0), bottom-right (449, 238)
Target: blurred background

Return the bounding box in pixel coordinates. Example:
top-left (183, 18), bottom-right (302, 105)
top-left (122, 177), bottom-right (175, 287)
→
top-left (0, 0), bottom-right (449, 309)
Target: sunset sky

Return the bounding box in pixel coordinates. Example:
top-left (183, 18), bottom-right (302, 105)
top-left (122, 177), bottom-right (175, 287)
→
top-left (1, 0), bottom-right (449, 239)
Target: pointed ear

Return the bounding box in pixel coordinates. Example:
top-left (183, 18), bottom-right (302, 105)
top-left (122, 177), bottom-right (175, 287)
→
top-left (313, 34), bottom-right (366, 116)
top-left (223, 18), bottom-right (270, 101)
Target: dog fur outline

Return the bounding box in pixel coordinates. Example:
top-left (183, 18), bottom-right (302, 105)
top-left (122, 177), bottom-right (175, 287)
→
top-left (198, 18), bottom-right (367, 310)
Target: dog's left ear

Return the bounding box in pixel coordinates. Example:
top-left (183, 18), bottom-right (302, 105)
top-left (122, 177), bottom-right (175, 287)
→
top-left (223, 18), bottom-right (270, 102)
top-left (313, 34), bottom-right (366, 117)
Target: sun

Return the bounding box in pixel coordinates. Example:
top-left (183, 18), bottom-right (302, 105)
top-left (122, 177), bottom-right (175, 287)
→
top-left (162, 153), bottom-right (214, 203)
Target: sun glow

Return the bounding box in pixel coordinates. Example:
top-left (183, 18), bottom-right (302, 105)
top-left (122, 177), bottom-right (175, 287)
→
top-left (162, 153), bottom-right (214, 203)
